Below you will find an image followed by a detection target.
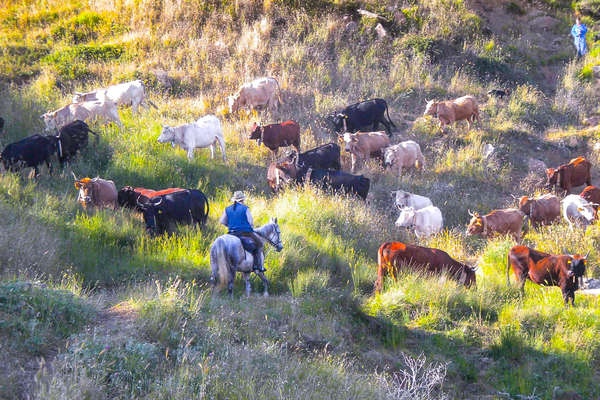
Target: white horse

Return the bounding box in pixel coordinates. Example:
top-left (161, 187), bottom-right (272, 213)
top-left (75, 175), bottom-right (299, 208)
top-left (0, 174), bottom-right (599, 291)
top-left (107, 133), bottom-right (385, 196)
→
top-left (210, 218), bottom-right (283, 296)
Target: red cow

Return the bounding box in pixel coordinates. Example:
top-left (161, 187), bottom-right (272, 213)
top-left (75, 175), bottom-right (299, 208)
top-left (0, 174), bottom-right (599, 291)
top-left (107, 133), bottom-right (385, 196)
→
top-left (546, 156), bottom-right (591, 194)
top-left (117, 186), bottom-right (185, 209)
top-left (375, 242), bottom-right (476, 293)
top-left (507, 245), bottom-right (587, 306)
top-left (580, 185), bottom-right (600, 217)
top-left (249, 121), bottom-right (300, 155)
top-left (518, 194), bottom-right (560, 226)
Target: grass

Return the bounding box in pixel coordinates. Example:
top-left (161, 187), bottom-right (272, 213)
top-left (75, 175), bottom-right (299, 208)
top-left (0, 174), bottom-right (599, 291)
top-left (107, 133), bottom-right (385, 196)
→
top-left (1, 0), bottom-right (600, 399)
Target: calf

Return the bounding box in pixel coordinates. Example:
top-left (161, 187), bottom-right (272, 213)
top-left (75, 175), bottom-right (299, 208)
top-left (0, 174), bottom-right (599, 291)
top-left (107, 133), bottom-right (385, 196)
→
top-left (42, 100), bottom-right (122, 131)
top-left (118, 186), bottom-right (186, 210)
top-left (383, 140), bottom-right (424, 176)
top-left (73, 80), bottom-right (156, 113)
top-left (424, 95), bottom-right (480, 131)
top-left (561, 194), bottom-right (594, 231)
top-left (1, 134), bottom-right (57, 176)
top-left (518, 194), bottom-right (560, 227)
top-left (52, 120), bottom-right (98, 167)
top-left (391, 190), bottom-right (433, 210)
top-left (328, 98), bottom-right (396, 136)
top-left (72, 173), bottom-right (118, 209)
top-left (375, 242), bottom-right (476, 293)
top-left (487, 88), bottom-right (511, 99)
top-left (137, 189), bottom-right (209, 235)
top-left (250, 121), bottom-right (300, 155)
top-left (546, 156), bottom-right (591, 194)
top-left (228, 77), bottom-right (281, 113)
top-left (395, 206), bottom-right (443, 238)
top-left (507, 245), bottom-right (587, 306)
top-left (342, 131), bottom-right (390, 173)
top-left (467, 208), bottom-right (525, 242)
top-left (158, 115), bottom-right (226, 161)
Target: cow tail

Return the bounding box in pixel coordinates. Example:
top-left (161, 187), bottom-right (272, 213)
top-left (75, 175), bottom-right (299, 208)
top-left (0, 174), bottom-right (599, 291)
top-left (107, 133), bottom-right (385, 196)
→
top-left (385, 103), bottom-right (396, 128)
top-left (506, 252), bottom-right (511, 286)
top-left (202, 191), bottom-right (209, 225)
top-left (275, 79), bottom-right (284, 105)
top-left (148, 100), bottom-right (159, 110)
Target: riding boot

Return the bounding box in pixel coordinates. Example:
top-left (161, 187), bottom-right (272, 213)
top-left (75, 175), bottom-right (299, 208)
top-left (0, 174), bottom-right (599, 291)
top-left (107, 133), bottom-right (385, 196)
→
top-left (252, 249), bottom-right (266, 272)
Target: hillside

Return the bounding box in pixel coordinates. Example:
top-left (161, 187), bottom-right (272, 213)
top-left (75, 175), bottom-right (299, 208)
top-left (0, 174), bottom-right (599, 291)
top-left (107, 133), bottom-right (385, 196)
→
top-left (1, 0), bottom-right (600, 399)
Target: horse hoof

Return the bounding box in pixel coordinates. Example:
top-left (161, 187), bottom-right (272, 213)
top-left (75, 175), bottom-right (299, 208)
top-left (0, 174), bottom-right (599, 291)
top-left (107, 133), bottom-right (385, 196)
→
top-left (263, 292), bottom-right (269, 297)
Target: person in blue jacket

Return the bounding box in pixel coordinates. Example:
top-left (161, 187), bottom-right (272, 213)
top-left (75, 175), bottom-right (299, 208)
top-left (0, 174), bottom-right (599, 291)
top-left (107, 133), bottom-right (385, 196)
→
top-left (571, 16), bottom-right (588, 58)
top-left (219, 191), bottom-right (266, 272)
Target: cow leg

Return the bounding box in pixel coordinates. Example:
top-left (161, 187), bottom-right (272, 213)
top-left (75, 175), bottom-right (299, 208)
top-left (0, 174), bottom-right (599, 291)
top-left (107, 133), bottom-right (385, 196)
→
top-left (255, 270), bottom-right (269, 297)
top-left (209, 143), bottom-right (215, 159)
top-left (379, 118), bottom-right (392, 137)
top-left (46, 159), bottom-right (53, 175)
top-left (187, 148), bottom-right (195, 160)
top-left (243, 272), bottom-right (252, 297)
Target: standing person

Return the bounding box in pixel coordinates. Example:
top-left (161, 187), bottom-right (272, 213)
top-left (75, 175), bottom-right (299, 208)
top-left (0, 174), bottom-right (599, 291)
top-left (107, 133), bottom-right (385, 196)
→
top-left (571, 16), bottom-right (588, 58)
top-left (219, 191), bottom-right (266, 272)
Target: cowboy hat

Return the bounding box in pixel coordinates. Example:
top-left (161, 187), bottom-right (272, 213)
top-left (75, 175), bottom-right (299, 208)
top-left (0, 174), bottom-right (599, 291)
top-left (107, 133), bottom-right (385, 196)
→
top-left (231, 191), bottom-right (247, 202)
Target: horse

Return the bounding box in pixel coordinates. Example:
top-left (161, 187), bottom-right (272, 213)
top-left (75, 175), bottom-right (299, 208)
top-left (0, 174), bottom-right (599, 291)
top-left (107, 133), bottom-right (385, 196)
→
top-left (210, 218), bottom-right (283, 296)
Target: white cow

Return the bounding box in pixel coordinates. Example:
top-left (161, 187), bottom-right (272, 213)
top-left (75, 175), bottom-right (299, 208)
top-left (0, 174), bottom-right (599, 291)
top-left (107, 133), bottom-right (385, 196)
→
top-left (228, 77), bottom-right (281, 113)
top-left (42, 100), bottom-right (122, 131)
top-left (72, 80), bottom-right (155, 113)
top-left (561, 194), bottom-right (595, 231)
top-left (392, 190), bottom-right (433, 210)
top-left (384, 141), bottom-right (424, 175)
top-left (158, 115), bottom-right (226, 161)
top-left (395, 206), bottom-right (443, 238)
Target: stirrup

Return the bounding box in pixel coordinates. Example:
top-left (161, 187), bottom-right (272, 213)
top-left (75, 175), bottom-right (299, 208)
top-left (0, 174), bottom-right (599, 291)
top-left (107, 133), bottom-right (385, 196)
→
top-left (253, 265), bottom-right (267, 272)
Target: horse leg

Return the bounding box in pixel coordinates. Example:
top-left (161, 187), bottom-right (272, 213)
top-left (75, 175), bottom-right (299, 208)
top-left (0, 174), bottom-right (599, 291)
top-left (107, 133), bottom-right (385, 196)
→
top-left (255, 271), bottom-right (269, 297)
top-left (227, 270), bottom-right (235, 297)
top-left (243, 272), bottom-right (252, 297)
top-left (209, 143), bottom-right (215, 159)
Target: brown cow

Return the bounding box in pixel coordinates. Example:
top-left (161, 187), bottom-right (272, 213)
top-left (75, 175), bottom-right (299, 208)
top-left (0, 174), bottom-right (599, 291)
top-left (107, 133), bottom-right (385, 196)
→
top-left (342, 131), bottom-right (390, 172)
top-left (424, 95), bottom-right (480, 131)
top-left (72, 173), bottom-right (118, 209)
top-left (250, 121), bottom-right (300, 155)
top-left (466, 208), bottom-right (526, 242)
top-left (580, 185), bottom-right (600, 217)
top-left (546, 156), bottom-right (591, 194)
top-left (117, 186), bottom-right (185, 209)
top-left (375, 242), bottom-right (476, 293)
top-left (518, 194), bottom-right (560, 226)
top-left (507, 245), bottom-right (587, 306)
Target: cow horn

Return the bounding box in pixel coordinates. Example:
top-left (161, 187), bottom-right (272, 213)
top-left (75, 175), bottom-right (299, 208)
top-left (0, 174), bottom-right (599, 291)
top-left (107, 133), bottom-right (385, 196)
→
top-left (153, 197), bottom-right (163, 206)
top-left (71, 171), bottom-right (78, 181)
top-left (585, 250), bottom-right (590, 259)
top-left (468, 209), bottom-right (475, 217)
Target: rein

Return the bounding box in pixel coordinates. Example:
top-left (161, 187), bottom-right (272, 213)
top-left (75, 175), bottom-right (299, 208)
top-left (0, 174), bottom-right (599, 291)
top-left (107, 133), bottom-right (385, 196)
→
top-left (256, 225), bottom-right (282, 248)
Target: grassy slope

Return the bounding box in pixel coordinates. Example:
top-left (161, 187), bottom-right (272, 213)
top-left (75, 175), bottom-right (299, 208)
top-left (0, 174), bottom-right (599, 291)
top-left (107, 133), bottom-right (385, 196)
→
top-left (2, 0), bottom-right (600, 398)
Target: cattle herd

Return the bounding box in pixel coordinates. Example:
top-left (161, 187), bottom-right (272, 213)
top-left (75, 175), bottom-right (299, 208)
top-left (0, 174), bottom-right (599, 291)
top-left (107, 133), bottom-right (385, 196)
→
top-left (0, 76), bottom-right (596, 305)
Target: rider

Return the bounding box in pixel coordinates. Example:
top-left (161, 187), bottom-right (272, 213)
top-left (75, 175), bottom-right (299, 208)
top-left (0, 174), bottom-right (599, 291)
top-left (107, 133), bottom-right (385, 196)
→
top-left (219, 191), bottom-right (266, 272)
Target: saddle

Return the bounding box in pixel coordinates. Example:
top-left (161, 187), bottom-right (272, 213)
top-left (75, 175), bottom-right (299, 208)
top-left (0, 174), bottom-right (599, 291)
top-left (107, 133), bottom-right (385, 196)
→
top-left (239, 236), bottom-right (258, 252)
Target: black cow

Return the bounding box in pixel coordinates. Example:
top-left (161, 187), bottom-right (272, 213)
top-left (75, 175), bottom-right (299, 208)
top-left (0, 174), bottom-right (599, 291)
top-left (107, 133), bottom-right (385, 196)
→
top-left (328, 98), bottom-right (396, 137)
top-left (1, 134), bottom-right (57, 176)
top-left (52, 120), bottom-right (98, 166)
top-left (487, 88), bottom-right (511, 99)
top-left (137, 189), bottom-right (210, 235)
top-left (290, 143), bottom-right (341, 170)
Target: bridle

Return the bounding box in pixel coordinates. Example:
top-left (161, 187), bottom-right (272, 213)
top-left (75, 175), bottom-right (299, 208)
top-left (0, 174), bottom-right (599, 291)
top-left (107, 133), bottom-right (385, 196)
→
top-left (257, 223), bottom-right (283, 248)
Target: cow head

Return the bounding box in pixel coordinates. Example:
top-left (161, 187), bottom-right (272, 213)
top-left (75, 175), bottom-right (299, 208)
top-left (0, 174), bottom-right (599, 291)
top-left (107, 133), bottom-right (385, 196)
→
top-left (137, 196), bottom-right (165, 235)
top-left (395, 207), bottom-right (416, 228)
top-left (383, 146), bottom-right (396, 169)
top-left (342, 132), bottom-right (358, 153)
top-left (118, 186), bottom-right (138, 208)
top-left (158, 126), bottom-right (175, 144)
top-left (41, 111), bottom-right (58, 132)
top-left (458, 265), bottom-right (477, 287)
top-left (249, 122), bottom-right (262, 141)
top-left (518, 196), bottom-right (533, 215)
top-left (72, 172), bottom-right (94, 208)
top-left (228, 94), bottom-right (241, 114)
top-left (327, 113), bottom-right (347, 133)
top-left (545, 168), bottom-right (558, 187)
top-left (577, 204), bottom-right (595, 223)
top-left (391, 190), bottom-right (410, 209)
top-left (466, 210), bottom-right (484, 236)
top-left (567, 253), bottom-right (587, 279)
top-left (424, 100), bottom-right (438, 117)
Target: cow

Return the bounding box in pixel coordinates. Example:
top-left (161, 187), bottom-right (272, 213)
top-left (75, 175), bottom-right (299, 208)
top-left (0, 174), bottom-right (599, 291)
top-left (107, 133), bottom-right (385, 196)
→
top-left (249, 121), bottom-right (300, 155)
top-left (424, 95), bottom-right (480, 131)
top-left (328, 98), bottom-right (396, 137)
top-left (375, 242), bottom-right (476, 293)
top-left (391, 190), bottom-right (433, 210)
top-left (561, 194), bottom-right (595, 231)
top-left (546, 156), bottom-right (591, 194)
top-left (467, 208), bottom-right (526, 242)
top-left (518, 194), bottom-right (560, 227)
top-left (580, 185), bottom-right (600, 217)
top-left (228, 77), bottom-right (281, 113)
top-left (117, 186), bottom-right (186, 210)
top-left (1, 134), bottom-right (57, 176)
top-left (507, 245), bottom-right (587, 306)
top-left (136, 189), bottom-right (210, 235)
top-left (342, 131), bottom-right (390, 173)
top-left (158, 115), bottom-right (226, 161)
top-left (272, 160), bottom-right (370, 200)
top-left (42, 100), bottom-right (122, 131)
top-left (383, 140), bottom-right (424, 176)
top-left (72, 173), bottom-right (118, 209)
top-left (73, 80), bottom-right (156, 113)
top-left (395, 206), bottom-right (443, 238)
top-left (52, 120), bottom-right (98, 167)
top-left (487, 88), bottom-right (511, 99)
top-left (267, 143), bottom-right (341, 192)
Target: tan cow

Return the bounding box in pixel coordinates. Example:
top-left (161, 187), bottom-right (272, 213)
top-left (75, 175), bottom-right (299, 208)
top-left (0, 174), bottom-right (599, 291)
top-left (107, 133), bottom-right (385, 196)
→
top-left (466, 208), bottom-right (526, 242)
top-left (228, 77), bottom-right (281, 113)
top-left (342, 131), bottom-right (390, 172)
top-left (518, 194), bottom-right (560, 226)
top-left (42, 100), bottom-right (122, 131)
top-left (72, 173), bottom-right (118, 209)
top-left (383, 140), bottom-right (424, 176)
top-left (424, 95), bottom-right (480, 131)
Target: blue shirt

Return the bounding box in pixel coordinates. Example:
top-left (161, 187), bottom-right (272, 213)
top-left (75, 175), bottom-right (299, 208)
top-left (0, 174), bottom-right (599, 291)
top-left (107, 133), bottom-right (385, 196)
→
top-left (571, 23), bottom-right (588, 56)
top-left (224, 203), bottom-right (253, 232)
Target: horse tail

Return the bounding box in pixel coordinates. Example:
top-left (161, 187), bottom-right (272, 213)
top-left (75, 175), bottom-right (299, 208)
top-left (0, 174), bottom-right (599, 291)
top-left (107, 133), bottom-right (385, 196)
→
top-left (210, 240), bottom-right (228, 292)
